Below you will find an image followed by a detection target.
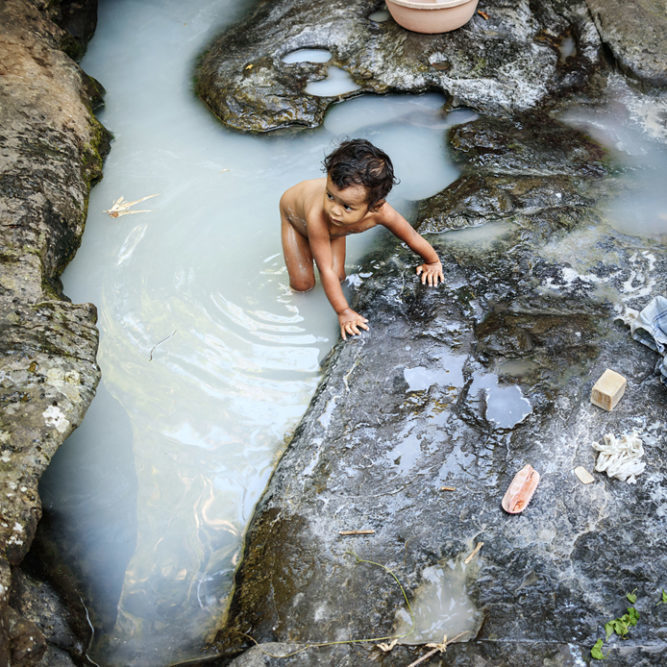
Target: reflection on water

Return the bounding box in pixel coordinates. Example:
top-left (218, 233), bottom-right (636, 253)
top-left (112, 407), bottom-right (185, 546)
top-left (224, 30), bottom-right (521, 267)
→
top-left (469, 371), bottom-right (532, 429)
top-left (43, 0), bottom-right (464, 663)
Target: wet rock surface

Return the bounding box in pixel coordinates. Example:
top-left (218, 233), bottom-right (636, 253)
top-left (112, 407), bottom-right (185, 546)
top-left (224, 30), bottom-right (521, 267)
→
top-left (196, 1), bottom-right (667, 665)
top-left (0, 0), bottom-right (107, 662)
top-left (196, 0), bottom-right (604, 133)
top-left (585, 0), bottom-right (667, 87)
top-left (216, 116), bottom-right (667, 666)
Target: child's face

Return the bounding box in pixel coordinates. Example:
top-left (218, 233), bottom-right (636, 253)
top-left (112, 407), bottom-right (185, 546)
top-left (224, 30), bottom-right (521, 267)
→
top-left (324, 175), bottom-right (372, 228)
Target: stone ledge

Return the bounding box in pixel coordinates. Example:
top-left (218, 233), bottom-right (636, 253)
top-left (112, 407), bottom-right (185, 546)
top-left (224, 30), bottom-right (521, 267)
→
top-left (0, 0), bottom-right (108, 662)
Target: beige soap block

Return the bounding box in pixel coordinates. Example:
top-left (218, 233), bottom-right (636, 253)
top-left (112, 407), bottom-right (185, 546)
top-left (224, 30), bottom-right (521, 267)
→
top-left (574, 466), bottom-right (595, 484)
top-left (591, 369), bottom-right (627, 411)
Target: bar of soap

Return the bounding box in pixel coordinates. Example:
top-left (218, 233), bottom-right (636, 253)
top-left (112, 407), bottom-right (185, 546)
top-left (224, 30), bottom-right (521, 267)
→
top-left (574, 466), bottom-right (594, 484)
top-left (591, 369), bottom-right (626, 411)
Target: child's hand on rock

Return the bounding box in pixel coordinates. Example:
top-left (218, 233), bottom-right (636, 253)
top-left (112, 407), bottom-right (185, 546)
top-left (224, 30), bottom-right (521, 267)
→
top-left (416, 261), bottom-right (444, 286)
top-left (338, 308), bottom-right (369, 340)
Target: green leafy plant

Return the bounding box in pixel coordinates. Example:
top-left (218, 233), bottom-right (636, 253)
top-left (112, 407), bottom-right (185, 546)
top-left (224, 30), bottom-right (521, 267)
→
top-left (591, 638), bottom-right (605, 660)
top-left (604, 606), bottom-right (639, 641)
top-left (658, 590), bottom-right (667, 605)
top-left (591, 592), bottom-right (640, 661)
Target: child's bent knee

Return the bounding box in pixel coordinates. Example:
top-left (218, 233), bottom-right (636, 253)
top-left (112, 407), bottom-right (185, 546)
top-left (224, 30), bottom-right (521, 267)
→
top-left (290, 277), bottom-right (315, 293)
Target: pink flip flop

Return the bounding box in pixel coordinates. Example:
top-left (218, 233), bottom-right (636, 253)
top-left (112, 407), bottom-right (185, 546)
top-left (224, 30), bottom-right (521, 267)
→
top-left (502, 464), bottom-right (540, 514)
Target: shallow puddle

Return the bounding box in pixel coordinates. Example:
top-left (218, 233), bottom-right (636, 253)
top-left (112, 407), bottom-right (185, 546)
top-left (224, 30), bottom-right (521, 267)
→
top-left (305, 66), bottom-right (361, 96)
top-left (282, 48), bottom-right (332, 63)
top-left (562, 104), bottom-right (667, 239)
top-left (470, 371), bottom-right (533, 429)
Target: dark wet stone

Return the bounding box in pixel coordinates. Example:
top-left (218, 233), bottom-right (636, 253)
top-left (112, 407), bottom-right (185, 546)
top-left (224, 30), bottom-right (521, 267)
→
top-left (43, 0), bottom-right (99, 60)
top-left (212, 97), bottom-right (667, 666)
top-left (9, 569), bottom-right (85, 667)
top-left (417, 113), bottom-right (611, 234)
top-left (196, 0), bottom-right (602, 133)
top-left (218, 230), bottom-right (666, 664)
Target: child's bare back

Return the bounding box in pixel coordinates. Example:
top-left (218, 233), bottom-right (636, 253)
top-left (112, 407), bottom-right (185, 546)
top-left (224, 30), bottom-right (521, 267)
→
top-left (280, 140), bottom-right (444, 340)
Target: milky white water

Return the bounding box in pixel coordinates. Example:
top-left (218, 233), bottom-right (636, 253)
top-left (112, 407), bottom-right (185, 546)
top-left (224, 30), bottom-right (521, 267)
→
top-left (41, 0), bottom-right (471, 663)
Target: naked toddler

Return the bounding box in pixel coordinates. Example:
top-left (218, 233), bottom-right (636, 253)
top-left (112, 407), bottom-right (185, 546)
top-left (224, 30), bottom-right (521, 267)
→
top-left (280, 139), bottom-right (444, 340)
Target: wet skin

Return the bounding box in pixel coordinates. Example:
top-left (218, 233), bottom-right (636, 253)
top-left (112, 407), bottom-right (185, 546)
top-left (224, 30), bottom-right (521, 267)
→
top-left (280, 175), bottom-right (444, 339)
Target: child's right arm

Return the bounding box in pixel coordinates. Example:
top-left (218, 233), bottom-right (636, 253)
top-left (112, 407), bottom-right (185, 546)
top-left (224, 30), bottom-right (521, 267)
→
top-left (308, 227), bottom-right (369, 340)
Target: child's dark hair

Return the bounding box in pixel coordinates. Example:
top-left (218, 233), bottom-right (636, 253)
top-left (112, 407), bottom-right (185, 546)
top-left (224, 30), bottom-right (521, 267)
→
top-left (323, 139), bottom-right (397, 208)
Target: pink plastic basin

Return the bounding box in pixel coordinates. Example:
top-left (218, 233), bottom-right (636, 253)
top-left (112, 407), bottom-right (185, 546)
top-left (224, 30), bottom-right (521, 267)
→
top-left (386, 0), bottom-right (479, 34)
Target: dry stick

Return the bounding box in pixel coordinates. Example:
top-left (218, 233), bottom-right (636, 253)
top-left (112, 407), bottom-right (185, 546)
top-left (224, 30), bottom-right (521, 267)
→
top-left (406, 632), bottom-right (468, 667)
top-left (464, 541), bottom-right (484, 565)
top-left (339, 529), bottom-right (375, 536)
top-left (407, 645), bottom-right (443, 667)
top-left (440, 486), bottom-right (456, 491)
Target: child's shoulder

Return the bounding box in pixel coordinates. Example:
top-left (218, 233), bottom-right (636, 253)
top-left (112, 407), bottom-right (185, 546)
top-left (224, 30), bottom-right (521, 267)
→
top-left (372, 200), bottom-right (401, 223)
top-left (293, 176), bottom-right (325, 190)
top-left (283, 177), bottom-right (324, 201)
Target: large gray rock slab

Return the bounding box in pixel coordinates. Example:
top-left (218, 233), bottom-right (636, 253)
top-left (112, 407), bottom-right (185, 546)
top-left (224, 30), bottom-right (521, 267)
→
top-left (214, 114), bottom-right (667, 665)
top-left (0, 0), bottom-right (108, 662)
top-left (196, 0), bottom-right (602, 132)
top-left (585, 0), bottom-right (667, 87)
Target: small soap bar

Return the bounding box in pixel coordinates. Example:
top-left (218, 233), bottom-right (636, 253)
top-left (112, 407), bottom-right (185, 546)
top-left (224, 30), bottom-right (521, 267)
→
top-left (574, 466), bottom-right (594, 484)
top-left (591, 369), bottom-right (626, 411)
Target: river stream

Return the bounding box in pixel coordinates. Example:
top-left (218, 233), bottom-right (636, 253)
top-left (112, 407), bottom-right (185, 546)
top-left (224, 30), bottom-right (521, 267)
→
top-left (40, 0), bottom-right (472, 663)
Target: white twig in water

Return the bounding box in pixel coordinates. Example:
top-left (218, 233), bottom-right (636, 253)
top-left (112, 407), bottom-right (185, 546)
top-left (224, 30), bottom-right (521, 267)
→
top-left (104, 193), bottom-right (159, 218)
top-left (149, 330), bottom-right (176, 360)
top-left (376, 638), bottom-right (398, 652)
top-left (464, 541), bottom-right (484, 565)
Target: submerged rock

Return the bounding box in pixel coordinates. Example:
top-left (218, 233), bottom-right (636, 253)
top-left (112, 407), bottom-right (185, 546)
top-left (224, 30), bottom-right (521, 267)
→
top-left (0, 0), bottom-right (108, 662)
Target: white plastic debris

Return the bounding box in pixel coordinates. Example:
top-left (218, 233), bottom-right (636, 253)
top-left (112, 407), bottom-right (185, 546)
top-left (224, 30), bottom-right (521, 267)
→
top-left (592, 431), bottom-right (645, 484)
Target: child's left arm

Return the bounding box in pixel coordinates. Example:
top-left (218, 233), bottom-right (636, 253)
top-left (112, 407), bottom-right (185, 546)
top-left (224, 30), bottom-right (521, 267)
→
top-left (381, 207), bottom-right (444, 286)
